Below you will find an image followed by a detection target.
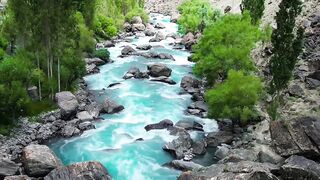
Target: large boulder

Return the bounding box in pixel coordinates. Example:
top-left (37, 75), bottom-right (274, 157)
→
top-left (0, 158), bottom-right (20, 178)
top-left (22, 145), bottom-right (62, 177)
top-left (163, 132), bottom-right (193, 160)
top-left (85, 58), bottom-right (106, 66)
top-left (154, 22), bottom-right (165, 29)
top-left (44, 161), bottom-right (111, 180)
top-left (144, 119), bottom-right (174, 131)
top-left (123, 67), bottom-right (149, 80)
top-left (55, 91), bottom-right (79, 120)
top-left (76, 111), bottom-right (94, 121)
top-left (175, 120), bottom-right (203, 131)
top-left (180, 76), bottom-right (201, 92)
top-left (102, 98), bottom-right (124, 114)
top-left (131, 16), bottom-right (143, 24)
top-left (280, 155), bottom-right (320, 180)
top-left (131, 23), bottom-right (146, 32)
top-left (150, 76), bottom-right (176, 85)
top-left (121, 46), bottom-right (136, 56)
top-left (165, 160), bottom-right (203, 171)
top-left (145, 24), bottom-right (156, 36)
top-left (205, 131), bottom-right (234, 147)
top-left (61, 125), bottom-right (81, 138)
top-left (270, 117), bottom-right (320, 158)
top-left (181, 32), bottom-right (196, 51)
top-left (147, 64), bottom-right (172, 77)
top-left (178, 161), bottom-right (279, 180)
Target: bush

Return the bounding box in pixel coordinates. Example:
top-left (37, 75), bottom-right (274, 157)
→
top-left (94, 49), bottom-right (110, 61)
top-left (75, 12), bottom-right (95, 53)
top-left (241, 0), bottom-right (265, 24)
top-left (125, 8), bottom-right (149, 23)
top-left (205, 70), bottom-right (262, 125)
top-left (177, 0), bottom-right (221, 34)
top-left (94, 15), bottom-right (118, 39)
top-left (193, 12), bottom-right (261, 86)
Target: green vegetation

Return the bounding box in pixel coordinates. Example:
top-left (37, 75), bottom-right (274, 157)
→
top-left (269, 0), bottom-right (303, 93)
top-left (177, 0), bottom-right (221, 34)
top-left (241, 0), bottom-right (265, 24)
top-left (206, 70), bottom-right (262, 125)
top-left (94, 49), bottom-right (110, 61)
top-left (193, 12), bottom-right (261, 86)
top-left (93, 15), bottom-right (118, 39)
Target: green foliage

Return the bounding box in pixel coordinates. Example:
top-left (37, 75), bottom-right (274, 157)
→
top-left (93, 15), bottom-right (118, 39)
top-left (205, 70), bottom-right (262, 125)
top-left (193, 12), bottom-right (261, 86)
top-left (241, 0), bottom-right (265, 24)
top-left (23, 100), bottom-right (56, 118)
top-left (75, 12), bottom-right (96, 53)
top-left (94, 49), bottom-right (110, 61)
top-left (177, 0), bottom-right (221, 34)
top-left (125, 8), bottom-right (149, 23)
top-left (267, 97), bottom-right (280, 121)
top-left (269, 0), bottom-right (303, 93)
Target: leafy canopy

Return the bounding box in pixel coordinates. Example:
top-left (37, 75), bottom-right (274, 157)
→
top-left (205, 70), bottom-right (262, 125)
top-left (193, 12), bottom-right (261, 86)
top-left (241, 0), bottom-right (265, 25)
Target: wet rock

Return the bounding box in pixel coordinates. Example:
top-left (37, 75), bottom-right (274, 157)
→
top-left (123, 67), bottom-right (149, 79)
top-left (215, 145), bottom-right (230, 160)
top-left (258, 147), bottom-right (284, 165)
top-left (0, 158), bottom-right (20, 178)
top-left (44, 161), bottom-right (111, 180)
top-left (103, 41), bottom-right (115, 48)
top-left (155, 22), bottom-right (165, 29)
top-left (178, 161), bottom-right (279, 180)
top-left (121, 46), bottom-right (136, 56)
top-left (145, 119), bottom-right (174, 131)
top-left (147, 64), bottom-right (172, 77)
top-left (192, 140), bottom-right (207, 155)
top-left (288, 84), bottom-right (304, 97)
top-left (280, 155), bottom-right (320, 180)
top-left (206, 131), bottom-right (234, 147)
top-left (165, 160), bottom-right (203, 171)
top-left (123, 22), bottom-right (131, 32)
top-left (61, 125), bottom-right (81, 138)
top-left (102, 98), bottom-right (124, 114)
top-left (76, 111), bottom-right (93, 121)
top-left (145, 24), bottom-right (156, 36)
top-left (188, 101), bottom-right (208, 112)
top-left (132, 23), bottom-right (146, 32)
top-left (181, 32), bottom-right (196, 51)
top-left (175, 120), bottom-right (203, 131)
top-left (218, 148), bottom-right (258, 163)
top-left (107, 82), bottom-right (121, 88)
top-left (86, 64), bottom-right (99, 74)
top-left (55, 91), bottom-right (79, 120)
top-left (27, 86), bottom-right (39, 101)
top-left (22, 145), bottom-right (62, 177)
top-left (163, 131), bottom-right (193, 159)
top-left (306, 78), bottom-right (320, 89)
top-left (181, 76), bottom-right (201, 92)
top-left (136, 44), bottom-right (152, 50)
top-left (149, 32), bottom-right (165, 42)
top-left (78, 122), bottom-right (95, 131)
top-left (150, 76), bottom-right (176, 85)
top-left (85, 102), bottom-right (103, 118)
top-left (4, 175), bottom-right (31, 180)
top-left (85, 58), bottom-right (106, 66)
top-left (270, 117), bottom-right (320, 158)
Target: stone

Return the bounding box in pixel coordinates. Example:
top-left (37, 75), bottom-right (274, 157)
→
top-left (178, 161), bottom-right (280, 180)
top-left (155, 22), bottom-right (165, 29)
top-left (163, 132), bottom-right (193, 159)
top-left (123, 22), bottom-right (131, 32)
top-left (107, 83), bottom-right (121, 88)
top-left (280, 155), bottom-right (320, 180)
top-left (78, 122), bottom-right (95, 131)
top-left (123, 67), bottom-right (149, 79)
top-left (206, 131), bottom-right (233, 147)
top-left (61, 125), bottom-right (81, 138)
top-left (102, 98), bottom-right (124, 114)
top-left (166, 33), bottom-right (179, 39)
top-left (288, 84), bottom-right (304, 97)
top-left (121, 46), bottom-right (136, 55)
top-left (147, 64), bottom-right (172, 77)
top-left (182, 32), bottom-right (196, 51)
top-left (175, 120), bottom-right (203, 131)
top-left (0, 158), bottom-right (20, 178)
top-left (155, 31), bottom-right (165, 40)
top-left (55, 91), bottom-right (79, 120)
top-left (171, 13), bottom-right (180, 23)
top-left (4, 176), bottom-right (31, 180)
top-left (27, 86), bottom-right (39, 101)
top-left (76, 111), bottom-right (93, 121)
top-left (270, 117), bottom-right (320, 158)
top-left (258, 147), bottom-right (284, 165)
top-left (219, 149), bottom-right (258, 163)
top-left (44, 161), bottom-right (111, 180)
top-left (188, 101), bottom-right (208, 112)
top-left (131, 16), bottom-right (143, 24)
top-left (145, 24), bottom-right (156, 36)
top-left (132, 23), bottom-right (146, 32)
top-left (150, 76), bottom-right (176, 85)
top-left (85, 58), bottom-right (106, 66)
top-left (103, 41), bottom-right (115, 48)
top-left (180, 76), bottom-right (201, 92)
top-left (192, 140), bottom-right (207, 155)
top-left (22, 145), bottom-right (62, 177)
top-left (144, 119), bottom-right (173, 131)
top-left (165, 160), bottom-right (203, 171)
top-left (306, 78), bottom-right (320, 89)
top-left (136, 44), bottom-right (152, 50)
top-left (215, 145), bottom-right (230, 160)
top-left (85, 102), bottom-right (103, 118)
top-left (224, 6), bottom-right (232, 13)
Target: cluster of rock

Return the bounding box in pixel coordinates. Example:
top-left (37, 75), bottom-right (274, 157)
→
top-left (123, 63), bottom-right (176, 85)
top-left (120, 45), bottom-right (175, 61)
top-left (0, 144), bottom-right (111, 180)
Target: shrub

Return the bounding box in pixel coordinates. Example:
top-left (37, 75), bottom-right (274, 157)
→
top-left (94, 49), bottom-right (110, 61)
top-left (205, 70), bottom-right (262, 125)
top-left (125, 8), bottom-right (149, 23)
top-left (241, 0), bottom-right (265, 24)
top-left (193, 12), bottom-right (261, 86)
top-left (94, 15), bottom-right (118, 39)
top-left (75, 12), bottom-right (95, 53)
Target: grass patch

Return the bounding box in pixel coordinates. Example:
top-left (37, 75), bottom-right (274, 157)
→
top-left (23, 100), bottom-right (57, 118)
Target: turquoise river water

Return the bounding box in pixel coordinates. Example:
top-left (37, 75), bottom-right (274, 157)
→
top-left (50, 13), bottom-right (218, 180)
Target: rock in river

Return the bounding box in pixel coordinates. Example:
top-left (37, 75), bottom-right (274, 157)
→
top-left (121, 46), bottom-right (136, 56)
top-left (102, 98), bottom-right (124, 114)
top-left (147, 64), bottom-right (172, 77)
top-left (44, 161), bottom-right (111, 180)
top-left (144, 119), bottom-right (174, 131)
top-left (150, 76), bottom-right (177, 85)
top-left (22, 145), bottom-right (62, 177)
top-left (55, 91), bottom-right (79, 120)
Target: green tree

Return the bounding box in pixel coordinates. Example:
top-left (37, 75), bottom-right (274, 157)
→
top-left (205, 70), bottom-right (262, 125)
top-left (193, 12), bottom-right (261, 86)
top-left (269, 0), bottom-right (303, 93)
top-left (241, 0), bottom-right (265, 24)
top-left (177, 0), bottom-right (220, 34)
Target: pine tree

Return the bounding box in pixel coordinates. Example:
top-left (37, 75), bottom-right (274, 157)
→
top-left (241, 0), bottom-right (265, 25)
top-left (269, 0), bottom-right (303, 93)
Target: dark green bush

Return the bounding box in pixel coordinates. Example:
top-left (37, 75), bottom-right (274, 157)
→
top-left (94, 49), bottom-right (110, 61)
